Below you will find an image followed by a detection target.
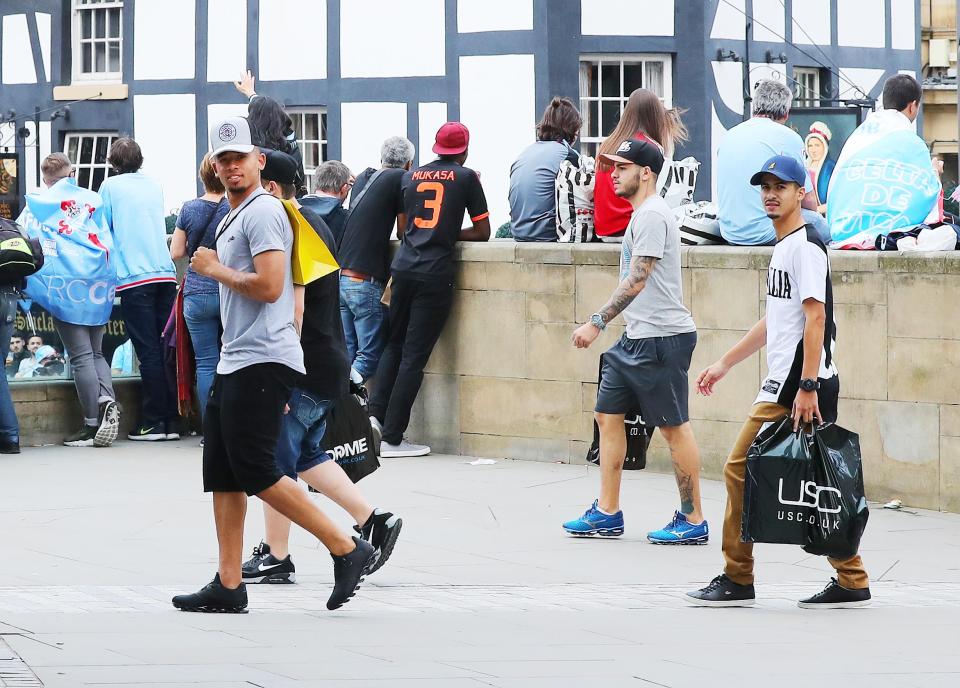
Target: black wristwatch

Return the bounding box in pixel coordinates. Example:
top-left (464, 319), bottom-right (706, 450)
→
top-left (800, 378), bottom-right (819, 392)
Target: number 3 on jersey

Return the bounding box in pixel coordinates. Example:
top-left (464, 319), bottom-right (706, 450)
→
top-left (414, 181), bottom-right (445, 229)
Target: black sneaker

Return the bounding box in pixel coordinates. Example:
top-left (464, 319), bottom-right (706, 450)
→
top-left (63, 425), bottom-right (97, 447)
top-left (798, 578), bottom-right (871, 609)
top-left (94, 400), bottom-right (120, 447)
top-left (354, 508), bottom-right (402, 575)
top-left (327, 537), bottom-right (375, 610)
top-left (687, 574), bottom-right (756, 607)
top-left (241, 541), bottom-right (296, 584)
top-left (128, 424), bottom-right (166, 441)
top-left (0, 440), bottom-right (19, 454)
top-left (165, 420), bottom-right (182, 441)
top-left (172, 573), bottom-right (248, 613)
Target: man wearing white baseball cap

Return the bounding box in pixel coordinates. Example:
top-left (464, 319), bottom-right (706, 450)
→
top-left (173, 116), bottom-right (375, 614)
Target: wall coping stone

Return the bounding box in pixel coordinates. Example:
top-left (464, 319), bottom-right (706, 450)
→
top-left (455, 242), bottom-right (957, 273)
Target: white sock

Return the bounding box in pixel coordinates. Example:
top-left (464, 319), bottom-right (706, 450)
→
top-left (596, 505), bottom-right (617, 516)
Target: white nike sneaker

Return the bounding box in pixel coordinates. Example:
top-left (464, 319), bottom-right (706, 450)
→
top-left (369, 416), bottom-right (383, 451)
top-left (380, 439), bottom-right (430, 458)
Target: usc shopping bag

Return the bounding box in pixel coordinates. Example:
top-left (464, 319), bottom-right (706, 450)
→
top-left (742, 419), bottom-right (868, 559)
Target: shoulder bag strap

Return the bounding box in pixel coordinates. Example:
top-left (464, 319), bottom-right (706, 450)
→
top-left (214, 192), bottom-right (273, 245)
top-left (348, 168), bottom-right (386, 214)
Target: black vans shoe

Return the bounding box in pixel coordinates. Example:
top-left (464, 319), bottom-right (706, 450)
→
top-left (172, 574), bottom-right (248, 613)
top-left (798, 578), bottom-right (871, 609)
top-left (355, 508), bottom-right (402, 575)
top-left (327, 537), bottom-right (375, 610)
top-left (241, 541), bottom-right (296, 584)
top-left (687, 574), bottom-right (756, 607)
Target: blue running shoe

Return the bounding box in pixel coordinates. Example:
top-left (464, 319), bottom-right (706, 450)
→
top-left (562, 500), bottom-right (624, 537)
top-left (647, 511), bottom-right (709, 545)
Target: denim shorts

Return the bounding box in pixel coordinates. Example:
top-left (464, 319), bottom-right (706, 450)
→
top-left (595, 331), bottom-right (697, 427)
top-left (275, 387), bottom-right (335, 479)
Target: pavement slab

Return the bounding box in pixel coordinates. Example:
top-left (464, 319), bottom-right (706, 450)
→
top-left (1, 441), bottom-right (959, 687)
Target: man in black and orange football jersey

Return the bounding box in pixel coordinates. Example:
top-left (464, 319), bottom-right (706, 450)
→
top-left (369, 122), bottom-right (490, 458)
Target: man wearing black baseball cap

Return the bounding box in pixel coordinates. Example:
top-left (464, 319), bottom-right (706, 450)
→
top-left (239, 148), bottom-right (402, 587)
top-left (565, 137), bottom-right (706, 545)
top-left (689, 155), bottom-right (870, 609)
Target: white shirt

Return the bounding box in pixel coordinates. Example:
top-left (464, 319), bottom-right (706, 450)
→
top-left (758, 226), bottom-right (839, 421)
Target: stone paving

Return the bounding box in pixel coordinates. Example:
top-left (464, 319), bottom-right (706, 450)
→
top-left (1, 440), bottom-right (959, 687)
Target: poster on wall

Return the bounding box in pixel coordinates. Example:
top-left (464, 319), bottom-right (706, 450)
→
top-left (0, 153), bottom-right (19, 220)
top-left (6, 300), bottom-right (136, 381)
top-left (786, 107), bottom-right (864, 212)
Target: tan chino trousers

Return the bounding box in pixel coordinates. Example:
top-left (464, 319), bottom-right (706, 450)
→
top-left (722, 402), bottom-right (870, 590)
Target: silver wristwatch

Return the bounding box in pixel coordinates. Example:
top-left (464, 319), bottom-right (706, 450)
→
top-left (590, 313), bottom-right (607, 331)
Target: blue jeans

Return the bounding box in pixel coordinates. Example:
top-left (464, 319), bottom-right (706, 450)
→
top-left (339, 275), bottom-right (387, 381)
top-left (0, 292), bottom-right (19, 443)
top-left (183, 292), bottom-right (221, 420)
top-left (275, 388), bottom-right (334, 479)
top-left (120, 282), bottom-right (177, 427)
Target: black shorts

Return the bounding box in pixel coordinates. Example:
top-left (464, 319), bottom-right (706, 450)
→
top-left (594, 332), bottom-right (697, 427)
top-left (202, 363), bottom-right (300, 495)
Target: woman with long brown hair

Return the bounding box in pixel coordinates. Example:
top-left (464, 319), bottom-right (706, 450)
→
top-left (594, 88), bottom-right (688, 240)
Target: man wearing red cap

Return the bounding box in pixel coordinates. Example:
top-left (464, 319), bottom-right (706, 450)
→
top-left (369, 122), bottom-right (490, 458)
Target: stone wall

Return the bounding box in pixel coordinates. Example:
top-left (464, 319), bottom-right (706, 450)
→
top-left (13, 379), bottom-right (142, 446)
top-left (406, 242), bottom-right (960, 513)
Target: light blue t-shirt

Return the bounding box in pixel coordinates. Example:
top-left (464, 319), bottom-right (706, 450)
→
top-left (716, 117), bottom-right (812, 245)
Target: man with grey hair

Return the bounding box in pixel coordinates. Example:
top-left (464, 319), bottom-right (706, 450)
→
top-left (300, 160), bottom-right (352, 244)
top-left (337, 136), bottom-right (415, 385)
top-left (716, 79), bottom-right (829, 245)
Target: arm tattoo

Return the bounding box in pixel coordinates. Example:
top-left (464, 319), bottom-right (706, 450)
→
top-left (598, 256), bottom-right (656, 323)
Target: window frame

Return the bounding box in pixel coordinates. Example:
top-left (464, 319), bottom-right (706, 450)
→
top-left (578, 53), bottom-right (674, 157)
top-left (793, 66), bottom-right (821, 107)
top-left (63, 131), bottom-right (118, 192)
top-left (287, 108), bottom-right (328, 191)
top-left (72, 0), bottom-right (124, 83)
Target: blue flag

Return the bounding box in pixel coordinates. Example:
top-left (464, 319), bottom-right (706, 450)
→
top-left (17, 178), bottom-right (117, 326)
top-left (828, 110), bottom-right (941, 244)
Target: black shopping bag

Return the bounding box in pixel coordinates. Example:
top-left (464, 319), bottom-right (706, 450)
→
top-left (584, 356), bottom-right (654, 470)
top-left (584, 412), bottom-right (654, 470)
top-left (742, 419), bottom-right (868, 559)
top-left (803, 423), bottom-right (869, 559)
top-left (321, 384), bottom-right (380, 484)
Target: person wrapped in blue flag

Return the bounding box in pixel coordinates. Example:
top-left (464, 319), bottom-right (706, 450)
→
top-left (16, 153), bottom-right (121, 447)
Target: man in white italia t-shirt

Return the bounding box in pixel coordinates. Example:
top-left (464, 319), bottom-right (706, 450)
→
top-left (687, 155), bottom-right (871, 610)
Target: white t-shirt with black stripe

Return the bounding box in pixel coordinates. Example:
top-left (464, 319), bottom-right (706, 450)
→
top-left (757, 225), bottom-right (839, 421)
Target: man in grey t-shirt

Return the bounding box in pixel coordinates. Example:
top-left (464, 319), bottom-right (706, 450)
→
top-left (215, 184), bottom-right (302, 375)
top-left (565, 137), bottom-right (707, 545)
top-left (173, 116), bottom-right (374, 615)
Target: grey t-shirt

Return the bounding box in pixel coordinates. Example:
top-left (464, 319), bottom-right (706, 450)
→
top-left (215, 187), bottom-right (304, 376)
top-left (619, 194), bottom-right (696, 339)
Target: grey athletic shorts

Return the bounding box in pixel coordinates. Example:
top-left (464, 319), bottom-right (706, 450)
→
top-left (594, 331), bottom-right (697, 427)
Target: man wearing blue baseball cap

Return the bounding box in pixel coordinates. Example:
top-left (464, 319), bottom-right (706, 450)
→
top-left (687, 155), bottom-right (871, 609)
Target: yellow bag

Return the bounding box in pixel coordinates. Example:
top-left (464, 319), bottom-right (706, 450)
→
top-left (281, 199), bottom-right (339, 286)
